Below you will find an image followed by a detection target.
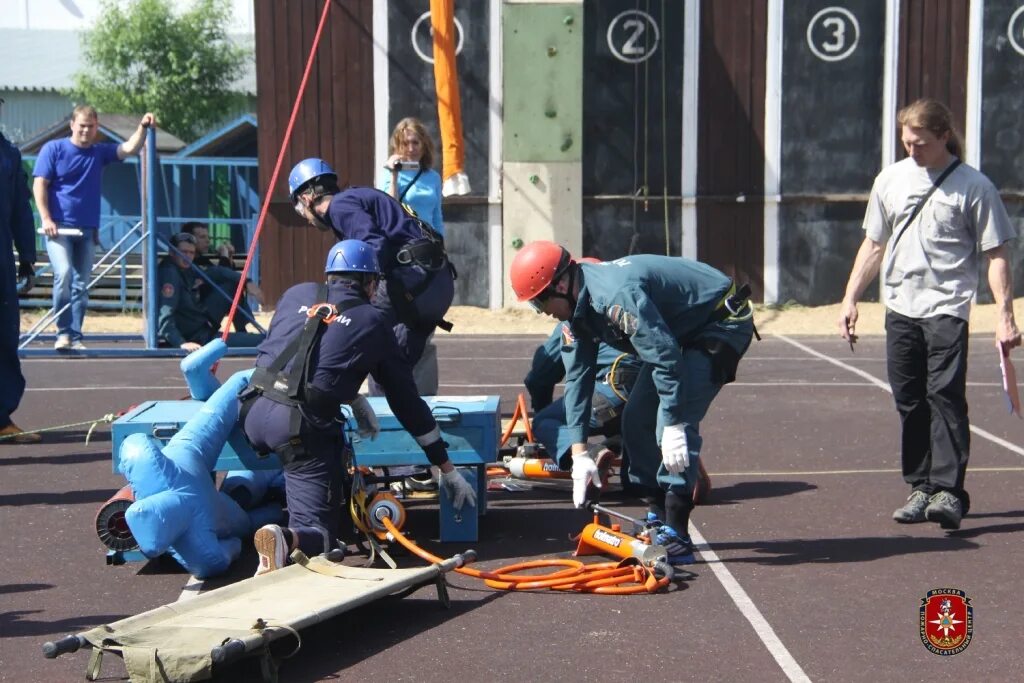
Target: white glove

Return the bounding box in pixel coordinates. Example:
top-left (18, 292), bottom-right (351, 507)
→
top-left (571, 454), bottom-right (601, 508)
top-left (439, 468), bottom-right (477, 510)
top-left (349, 395), bottom-right (379, 440)
top-left (661, 423), bottom-right (689, 474)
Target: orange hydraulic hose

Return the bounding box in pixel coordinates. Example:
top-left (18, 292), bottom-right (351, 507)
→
top-left (219, 0), bottom-right (334, 348)
top-left (379, 517), bottom-right (669, 595)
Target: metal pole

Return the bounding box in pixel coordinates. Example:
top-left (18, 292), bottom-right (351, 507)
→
top-left (144, 128), bottom-right (158, 348)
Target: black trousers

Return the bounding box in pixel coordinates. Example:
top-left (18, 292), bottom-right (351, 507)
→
top-left (885, 310), bottom-right (970, 500)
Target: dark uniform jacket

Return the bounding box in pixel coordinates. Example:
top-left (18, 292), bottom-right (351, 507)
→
top-left (563, 256), bottom-right (753, 443)
top-left (524, 321), bottom-right (642, 412)
top-left (324, 187), bottom-right (454, 327)
top-left (156, 257), bottom-right (217, 347)
top-left (244, 281), bottom-right (440, 450)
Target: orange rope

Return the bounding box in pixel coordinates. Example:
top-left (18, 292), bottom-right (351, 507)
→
top-left (380, 517), bottom-right (668, 595)
top-left (218, 0), bottom-right (334, 350)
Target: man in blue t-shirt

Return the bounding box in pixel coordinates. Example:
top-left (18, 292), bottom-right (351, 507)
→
top-left (32, 105), bottom-right (154, 351)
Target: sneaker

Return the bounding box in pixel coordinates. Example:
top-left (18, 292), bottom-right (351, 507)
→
top-left (70, 340), bottom-right (87, 351)
top-left (892, 490), bottom-right (930, 524)
top-left (54, 334), bottom-right (71, 351)
top-left (925, 491), bottom-right (963, 530)
top-left (404, 469), bottom-right (438, 492)
top-left (253, 524), bottom-right (288, 576)
top-left (0, 422), bottom-right (42, 444)
top-left (647, 514), bottom-right (696, 565)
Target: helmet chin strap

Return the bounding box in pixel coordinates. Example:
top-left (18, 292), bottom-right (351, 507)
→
top-left (546, 264), bottom-right (578, 310)
top-left (306, 199), bottom-right (332, 232)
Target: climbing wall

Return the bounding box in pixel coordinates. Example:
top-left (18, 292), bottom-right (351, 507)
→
top-left (502, 0), bottom-right (583, 304)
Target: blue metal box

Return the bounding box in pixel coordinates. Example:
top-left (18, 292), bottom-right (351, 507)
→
top-left (110, 395), bottom-right (501, 542)
top-left (347, 395), bottom-right (500, 525)
top-left (111, 400), bottom-right (282, 474)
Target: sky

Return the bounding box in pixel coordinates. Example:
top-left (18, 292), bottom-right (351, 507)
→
top-left (0, 0), bottom-right (254, 34)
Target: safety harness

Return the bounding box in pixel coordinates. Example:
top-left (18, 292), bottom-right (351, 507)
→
top-left (238, 284), bottom-right (363, 464)
top-left (709, 282), bottom-right (760, 340)
top-left (391, 210), bottom-right (457, 332)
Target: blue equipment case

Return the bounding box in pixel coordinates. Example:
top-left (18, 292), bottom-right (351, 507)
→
top-left (112, 400), bottom-right (282, 473)
top-left (110, 395), bottom-right (500, 542)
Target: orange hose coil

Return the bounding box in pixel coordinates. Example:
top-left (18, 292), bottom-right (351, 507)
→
top-left (379, 516), bottom-right (668, 595)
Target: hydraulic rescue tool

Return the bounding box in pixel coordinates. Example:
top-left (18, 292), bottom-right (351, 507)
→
top-left (576, 503), bottom-right (675, 577)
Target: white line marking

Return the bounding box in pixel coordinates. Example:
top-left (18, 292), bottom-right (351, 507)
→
top-left (710, 466), bottom-right (1024, 477)
top-left (690, 525), bottom-right (812, 683)
top-left (777, 335), bottom-right (1024, 458)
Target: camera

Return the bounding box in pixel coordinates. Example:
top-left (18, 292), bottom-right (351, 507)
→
top-left (388, 160), bottom-right (420, 171)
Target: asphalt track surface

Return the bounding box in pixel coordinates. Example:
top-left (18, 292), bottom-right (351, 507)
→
top-left (3, 334), bottom-right (1023, 682)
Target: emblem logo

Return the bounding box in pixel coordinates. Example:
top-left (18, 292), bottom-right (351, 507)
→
top-left (560, 323), bottom-right (576, 347)
top-left (161, 283), bottom-right (174, 298)
top-left (607, 304), bottom-right (638, 337)
top-left (920, 589), bottom-right (973, 655)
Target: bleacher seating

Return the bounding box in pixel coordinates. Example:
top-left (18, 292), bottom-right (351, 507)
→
top-left (17, 251), bottom-right (252, 311)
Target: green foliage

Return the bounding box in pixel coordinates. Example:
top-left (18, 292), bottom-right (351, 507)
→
top-left (68, 0), bottom-right (249, 141)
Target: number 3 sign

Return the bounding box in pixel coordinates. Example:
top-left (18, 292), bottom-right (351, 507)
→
top-left (806, 6), bottom-right (860, 62)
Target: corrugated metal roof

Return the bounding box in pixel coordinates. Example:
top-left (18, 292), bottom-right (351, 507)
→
top-left (19, 113), bottom-right (187, 154)
top-left (0, 28), bottom-right (256, 95)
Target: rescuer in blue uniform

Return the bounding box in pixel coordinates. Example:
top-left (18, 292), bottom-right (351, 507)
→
top-left (510, 241), bottom-right (754, 563)
top-left (1, 118), bottom-right (39, 443)
top-left (286, 158), bottom-right (455, 375)
top-left (240, 240), bottom-right (475, 575)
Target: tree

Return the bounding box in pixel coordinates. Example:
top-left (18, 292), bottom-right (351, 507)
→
top-left (69, 0), bottom-right (249, 141)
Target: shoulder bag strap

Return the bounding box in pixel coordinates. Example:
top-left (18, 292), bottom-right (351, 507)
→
top-left (889, 158), bottom-right (962, 251)
top-left (398, 168), bottom-right (425, 203)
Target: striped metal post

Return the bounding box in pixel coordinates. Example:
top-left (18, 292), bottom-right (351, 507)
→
top-left (144, 127), bottom-right (158, 348)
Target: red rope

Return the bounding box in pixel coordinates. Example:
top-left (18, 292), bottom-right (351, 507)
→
top-left (219, 0), bottom-right (334, 347)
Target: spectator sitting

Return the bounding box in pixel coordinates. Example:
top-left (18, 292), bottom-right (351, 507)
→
top-left (180, 221), bottom-right (263, 333)
top-left (156, 232), bottom-right (263, 354)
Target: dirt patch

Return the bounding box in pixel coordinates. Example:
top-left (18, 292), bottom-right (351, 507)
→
top-left (19, 301), bottom-right (1017, 337)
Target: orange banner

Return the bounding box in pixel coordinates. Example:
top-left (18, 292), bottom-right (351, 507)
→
top-left (430, 0), bottom-right (470, 195)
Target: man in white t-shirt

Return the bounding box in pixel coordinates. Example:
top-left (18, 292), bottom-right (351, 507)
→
top-left (837, 99), bottom-right (1020, 531)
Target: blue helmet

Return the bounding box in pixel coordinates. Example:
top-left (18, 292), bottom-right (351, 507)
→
top-left (288, 158), bottom-right (337, 200)
top-left (325, 240), bottom-right (380, 275)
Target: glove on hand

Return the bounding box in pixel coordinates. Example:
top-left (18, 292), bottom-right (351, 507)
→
top-left (661, 423), bottom-right (689, 474)
top-left (349, 395), bottom-right (379, 440)
top-left (439, 468), bottom-right (477, 510)
top-left (571, 453), bottom-right (601, 508)
top-left (17, 262), bottom-right (35, 295)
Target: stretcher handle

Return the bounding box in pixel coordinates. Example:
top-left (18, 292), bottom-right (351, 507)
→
top-left (211, 637), bottom-right (254, 666)
top-left (42, 634), bottom-right (88, 659)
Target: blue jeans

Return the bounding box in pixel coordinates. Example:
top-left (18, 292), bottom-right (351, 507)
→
top-left (45, 230), bottom-right (96, 341)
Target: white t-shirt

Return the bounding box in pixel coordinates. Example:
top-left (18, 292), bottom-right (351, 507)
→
top-left (863, 157), bottom-right (1017, 320)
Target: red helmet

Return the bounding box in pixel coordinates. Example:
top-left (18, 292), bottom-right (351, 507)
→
top-left (509, 240), bottom-right (572, 302)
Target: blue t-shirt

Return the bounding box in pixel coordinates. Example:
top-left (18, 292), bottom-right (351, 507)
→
top-left (378, 168), bottom-right (444, 236)
top-left (32, 138), bottom-right (120, 229)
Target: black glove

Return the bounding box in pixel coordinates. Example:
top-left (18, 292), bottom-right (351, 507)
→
top-left (17, 262), bottom-right (35, 295)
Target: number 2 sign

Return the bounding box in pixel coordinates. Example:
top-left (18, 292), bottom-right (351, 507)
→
top-left (607, 10), bottom-right (660, 64)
